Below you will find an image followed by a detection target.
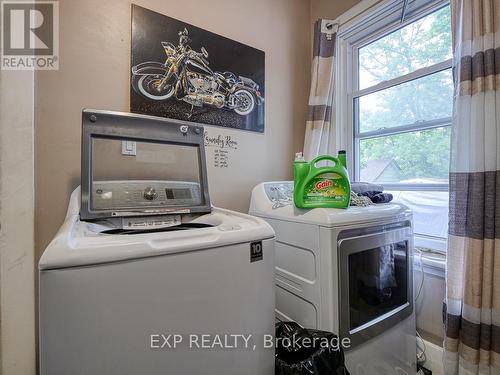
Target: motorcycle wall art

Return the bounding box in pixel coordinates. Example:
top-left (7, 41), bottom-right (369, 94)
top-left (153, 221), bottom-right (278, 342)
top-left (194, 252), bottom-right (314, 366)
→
top-left (130, 5), bottom-right (265, 133)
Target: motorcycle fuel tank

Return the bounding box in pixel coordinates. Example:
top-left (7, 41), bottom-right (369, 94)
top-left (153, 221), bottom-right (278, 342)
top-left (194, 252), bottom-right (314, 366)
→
top-left (185, 59), bottom-right (213, 76)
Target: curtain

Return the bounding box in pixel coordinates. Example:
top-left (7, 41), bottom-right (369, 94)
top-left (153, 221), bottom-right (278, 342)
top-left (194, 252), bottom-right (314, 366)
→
top-left (303, 20), bottom-right (336, 160)
top-left (444, 0), bottom-right (500, 374)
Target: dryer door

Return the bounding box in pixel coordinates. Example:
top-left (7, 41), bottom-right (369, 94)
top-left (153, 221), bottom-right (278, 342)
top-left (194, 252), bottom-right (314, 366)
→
top-left (338, 226), bottom-right (413, 348)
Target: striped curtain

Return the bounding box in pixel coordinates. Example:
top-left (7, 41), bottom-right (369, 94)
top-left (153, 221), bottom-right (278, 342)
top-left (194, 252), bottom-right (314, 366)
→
top-left (303, 20), bottom-right (336, 160)
top-left (444, 0), bottom-right (500, 374)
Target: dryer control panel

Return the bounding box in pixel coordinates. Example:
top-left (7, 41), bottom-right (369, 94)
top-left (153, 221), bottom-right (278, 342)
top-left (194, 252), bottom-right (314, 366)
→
top-left (92, 180), bottom-right (202, 211)
top-left (264, 182), bottom-right (293, 201)
top-left (263, 182), bottom-right (294, 208)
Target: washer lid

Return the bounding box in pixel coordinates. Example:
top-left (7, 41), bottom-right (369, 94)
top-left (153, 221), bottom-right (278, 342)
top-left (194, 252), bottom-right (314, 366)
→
top-left (80, 109), bottom-right (212, 220)
top-left (39, 189), bottom-right (275, 270)
top-left (249, 182), bottom-right (411, 227)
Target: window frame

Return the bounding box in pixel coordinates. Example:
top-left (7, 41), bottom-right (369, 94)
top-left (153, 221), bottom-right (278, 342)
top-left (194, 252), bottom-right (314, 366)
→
top-left (335, 0), bottom-right (452, 193)
top-left (334, 0), bottom-right (452, 254)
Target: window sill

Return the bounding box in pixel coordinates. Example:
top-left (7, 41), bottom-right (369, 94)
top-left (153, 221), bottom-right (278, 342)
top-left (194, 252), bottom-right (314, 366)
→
top-left (414, 234), bottom-right (447, 252)
top-left (414, 234), bottom-right (446, 277)
top-left (414, 249), bottom-right (446, 278)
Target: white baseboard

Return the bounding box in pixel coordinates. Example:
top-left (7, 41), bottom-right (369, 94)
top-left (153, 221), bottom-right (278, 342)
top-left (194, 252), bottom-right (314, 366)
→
top-left (421, 339), bottom-right (444, 375)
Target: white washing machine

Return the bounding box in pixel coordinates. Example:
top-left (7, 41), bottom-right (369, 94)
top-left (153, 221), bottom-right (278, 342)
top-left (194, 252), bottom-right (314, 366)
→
top-left (39, 110), bottom-right (275, 375)
top-left (250, 181), bottom-right (417, 375)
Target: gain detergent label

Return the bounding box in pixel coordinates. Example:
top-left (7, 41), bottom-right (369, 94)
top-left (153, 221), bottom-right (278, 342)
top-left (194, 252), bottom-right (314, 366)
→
top-left (303, 174), bottom-right (348, 202)
top-left (293, 153), bottom-right (351, 208)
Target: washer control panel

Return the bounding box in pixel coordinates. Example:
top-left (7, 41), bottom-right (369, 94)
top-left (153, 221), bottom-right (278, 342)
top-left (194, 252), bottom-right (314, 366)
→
top-left (92, 180), bottom-right (202, 210)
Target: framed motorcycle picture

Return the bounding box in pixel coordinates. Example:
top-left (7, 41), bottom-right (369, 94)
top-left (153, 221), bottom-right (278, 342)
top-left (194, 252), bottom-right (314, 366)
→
top-left (130, 5), bottom-right (265, 133)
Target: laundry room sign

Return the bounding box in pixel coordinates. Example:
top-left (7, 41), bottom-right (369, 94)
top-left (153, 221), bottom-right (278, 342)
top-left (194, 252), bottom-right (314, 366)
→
top-left (204, 131), bottom-right (238, 169)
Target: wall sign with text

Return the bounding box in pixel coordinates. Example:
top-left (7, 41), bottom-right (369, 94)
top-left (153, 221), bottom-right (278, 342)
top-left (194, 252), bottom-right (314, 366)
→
top-left (204, 131), bottom-right (239, 169)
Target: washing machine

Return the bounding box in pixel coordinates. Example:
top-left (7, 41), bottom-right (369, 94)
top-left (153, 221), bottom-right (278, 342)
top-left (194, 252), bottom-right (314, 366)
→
top-left (249, 181), bottom-right (417, 375)
top-left (39, 110), bottom-right (275, 375)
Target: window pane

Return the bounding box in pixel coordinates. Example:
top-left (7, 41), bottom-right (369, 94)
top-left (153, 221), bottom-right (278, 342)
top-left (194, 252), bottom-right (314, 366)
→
top-left (357, 69), bottom-right (453, 133)
top-left (359, 126), bottom-right (450, 184)
top-left (358, 5), bottom-right (452, 89)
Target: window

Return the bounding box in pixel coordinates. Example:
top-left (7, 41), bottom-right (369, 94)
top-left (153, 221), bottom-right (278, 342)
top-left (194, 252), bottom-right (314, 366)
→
top-left (338, 1), bottom-right (452, 251)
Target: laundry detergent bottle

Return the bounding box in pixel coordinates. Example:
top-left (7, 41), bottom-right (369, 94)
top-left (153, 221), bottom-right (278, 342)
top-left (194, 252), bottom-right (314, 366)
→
top-left (293, 151), bottom-right (351, 209)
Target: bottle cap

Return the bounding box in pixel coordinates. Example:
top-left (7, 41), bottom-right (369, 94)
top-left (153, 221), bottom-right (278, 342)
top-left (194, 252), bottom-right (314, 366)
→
top-left (295, 152), bottom-right (305, 161)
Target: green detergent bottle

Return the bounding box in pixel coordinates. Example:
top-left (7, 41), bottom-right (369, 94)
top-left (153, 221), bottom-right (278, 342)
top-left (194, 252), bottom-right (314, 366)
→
top-left (293, 151), bottom-right (351, 209)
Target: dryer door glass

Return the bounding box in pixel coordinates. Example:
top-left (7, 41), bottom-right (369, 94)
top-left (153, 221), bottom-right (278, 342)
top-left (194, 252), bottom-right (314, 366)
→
top-left (338, 226), bottom-right (413, 347)
top-left (348, 241), bottom-right (408, 330)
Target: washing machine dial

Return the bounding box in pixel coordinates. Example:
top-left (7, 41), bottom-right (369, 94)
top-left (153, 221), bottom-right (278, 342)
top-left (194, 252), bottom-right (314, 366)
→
top-left (143, 187), bottom-right (157, 201)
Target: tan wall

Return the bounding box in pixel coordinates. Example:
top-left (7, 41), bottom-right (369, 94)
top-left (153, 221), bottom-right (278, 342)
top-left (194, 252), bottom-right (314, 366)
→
top-left (0, 70), bottom-right (36, 373)
top-left (415, 269), bottom-right (446, 344)
top-left (34, 0), bottom-right (311, 258)
top-left (310, 0), bottom-right (361, 26)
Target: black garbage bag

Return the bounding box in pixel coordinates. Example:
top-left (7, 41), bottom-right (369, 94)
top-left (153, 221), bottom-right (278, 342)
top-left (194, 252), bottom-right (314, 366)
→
top-left (275, 322), bottom-right (350, 375)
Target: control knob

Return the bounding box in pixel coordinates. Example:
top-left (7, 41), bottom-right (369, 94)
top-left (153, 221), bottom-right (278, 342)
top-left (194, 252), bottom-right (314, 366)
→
top-left (143, 187), bottom-right (157, 201)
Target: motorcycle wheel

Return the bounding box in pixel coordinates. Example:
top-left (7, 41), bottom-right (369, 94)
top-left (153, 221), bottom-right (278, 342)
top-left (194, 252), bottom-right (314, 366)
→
top-left (134, 74), bottom-right (175, 100)
top-left (233, 89), bottom-right (255, 116)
